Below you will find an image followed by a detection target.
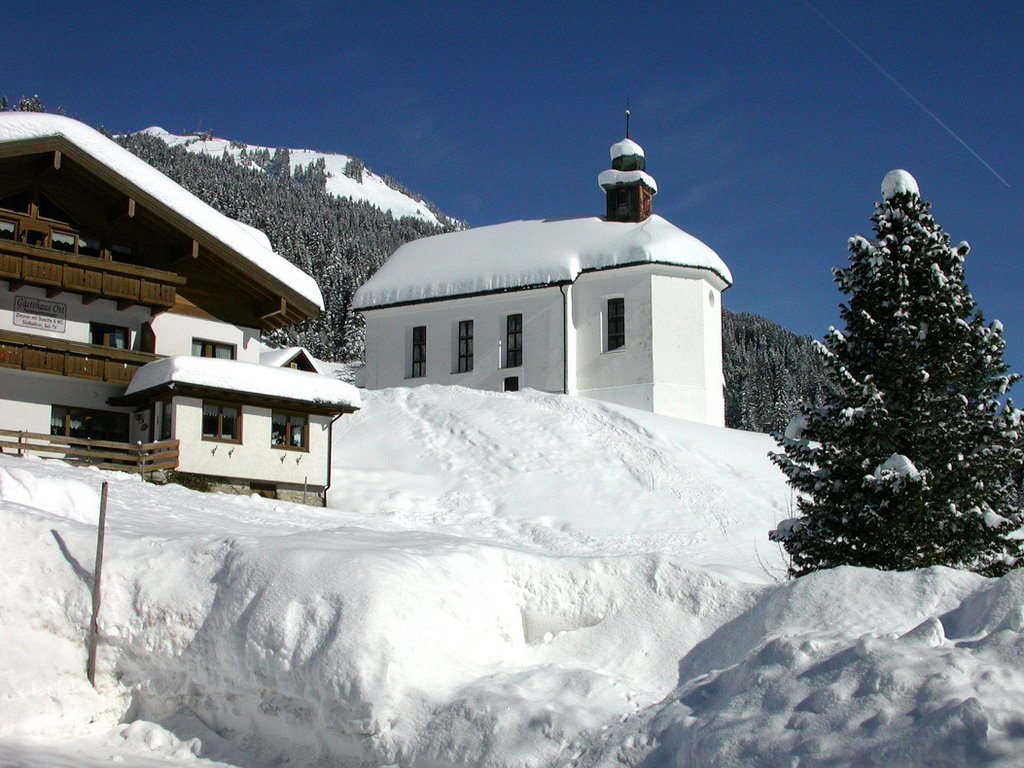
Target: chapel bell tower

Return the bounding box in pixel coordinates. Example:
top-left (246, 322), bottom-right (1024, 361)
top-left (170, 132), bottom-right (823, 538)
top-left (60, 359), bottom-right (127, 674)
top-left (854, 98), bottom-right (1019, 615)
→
top-left (598, 109), bottom-right (658, 223)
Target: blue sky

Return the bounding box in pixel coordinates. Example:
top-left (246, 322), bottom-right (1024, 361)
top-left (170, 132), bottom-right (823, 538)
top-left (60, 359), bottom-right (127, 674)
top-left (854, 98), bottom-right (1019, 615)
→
top-left (5, 1), bottom-right (1023, 379)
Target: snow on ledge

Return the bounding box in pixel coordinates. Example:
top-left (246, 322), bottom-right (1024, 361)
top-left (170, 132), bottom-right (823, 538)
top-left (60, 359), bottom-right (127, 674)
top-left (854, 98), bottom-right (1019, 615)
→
top-left (598, 169), bottom-right (658, 193)
top-left (353, 214), bottom-right (732, 309)
top-left (0, 113), bottom-right (324, 311)
top-left (610, 138), bottom-right (645, 159)
top-left (126, 356), bottom-right (360, 410)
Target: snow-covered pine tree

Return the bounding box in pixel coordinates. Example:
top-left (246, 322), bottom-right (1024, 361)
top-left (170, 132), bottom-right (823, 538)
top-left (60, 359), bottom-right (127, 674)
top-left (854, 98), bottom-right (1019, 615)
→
top-left (771, 170), bottom-right (1023, 577)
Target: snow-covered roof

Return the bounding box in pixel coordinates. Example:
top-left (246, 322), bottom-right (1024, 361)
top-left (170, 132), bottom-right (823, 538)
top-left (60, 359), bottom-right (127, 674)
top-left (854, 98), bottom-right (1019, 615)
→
top-left (124, 356), bottom-right (360, 410)
top-left (353, 214), bottom-right (732, 309)
top-left (598, 169), bottom-right (659, 193)
top-left (610, 138), bottom-right (645, 159)
top-left (0, 113), bottom-right (323, 311)
top-left (259, 346), bottom-right (327, 375)
top-left (881, 169), bottom-right (919, 200)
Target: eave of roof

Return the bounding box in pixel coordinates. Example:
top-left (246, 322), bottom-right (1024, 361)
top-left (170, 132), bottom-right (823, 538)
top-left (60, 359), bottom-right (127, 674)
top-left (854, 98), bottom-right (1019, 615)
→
top-left (0, 114), bottom-right (323, 321)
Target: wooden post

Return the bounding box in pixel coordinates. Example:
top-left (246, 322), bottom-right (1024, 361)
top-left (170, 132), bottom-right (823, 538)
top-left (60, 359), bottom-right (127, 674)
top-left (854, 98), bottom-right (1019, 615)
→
top-left (137, 440), bottom-right (145, 479)
top-left (86, 482), bottom-right (109, 687)
top-left (17, 430), bottom-right (24, 457)
top-left (303, 476), bottom-right (308, 506)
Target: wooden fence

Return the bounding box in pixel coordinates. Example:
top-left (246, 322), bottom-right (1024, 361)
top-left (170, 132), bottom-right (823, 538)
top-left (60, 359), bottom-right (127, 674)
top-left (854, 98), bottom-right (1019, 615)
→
top-left (0, 429), bottom-right (179, 476)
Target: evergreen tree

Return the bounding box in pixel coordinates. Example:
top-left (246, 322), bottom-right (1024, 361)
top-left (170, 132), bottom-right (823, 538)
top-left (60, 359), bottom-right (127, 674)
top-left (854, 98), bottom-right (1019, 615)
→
top-left (771, 170), bottom-right (1023, 577)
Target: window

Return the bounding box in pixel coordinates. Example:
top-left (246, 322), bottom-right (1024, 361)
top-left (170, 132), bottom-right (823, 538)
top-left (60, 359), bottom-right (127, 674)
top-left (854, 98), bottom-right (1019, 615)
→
top-left (78, 235), bottom-right (101, 258)
top-left (411, 325), bottom-right (426, 378)
top-left (614, 188), bottom-right (630, 219)
top-left (192, 339), bottom-right (236, 359)
top-left (607, 297), bottom-right (625, 351)
top-left (504, 376), bottom-right (520, 392)
top-left (202, 402), bottom-right (241, 442)
top-left (90, 322), bottom-right (129, 349)
top-left (272, 412), bottom-right (308, 450)
top-left (112, 243), bottom-right (133, 260)
top-left (50, 405), bottom-right (129, 443)
top-left (51, 231), bottom-right (76, 253)
top-left (159, 401), bottom-right (173, 441)
top-left (457, 320), bottom-right (473, 373)
top-left (505, 313), bottom-right (523, 368)
top-left (0, 218), bottom-right (15, 241)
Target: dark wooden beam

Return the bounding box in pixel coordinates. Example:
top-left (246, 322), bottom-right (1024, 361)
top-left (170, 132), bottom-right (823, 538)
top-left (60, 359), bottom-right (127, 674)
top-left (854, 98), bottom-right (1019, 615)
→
top-left (45, 287), bottom-right (62, 298)
top-left (259, 296), bottom-right (287, 321)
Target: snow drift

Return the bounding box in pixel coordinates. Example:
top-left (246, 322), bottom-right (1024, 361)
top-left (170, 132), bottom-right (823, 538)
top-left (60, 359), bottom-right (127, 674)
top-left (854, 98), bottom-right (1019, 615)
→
top-left (2, 387), bottom-right (1023, 767)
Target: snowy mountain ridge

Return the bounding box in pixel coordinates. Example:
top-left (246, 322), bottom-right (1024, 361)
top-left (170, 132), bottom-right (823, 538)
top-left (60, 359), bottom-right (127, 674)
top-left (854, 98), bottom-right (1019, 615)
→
top-left (140, 126), bottom-right (443, 226)
top-left (2, 386), bottom-right (1023, 767)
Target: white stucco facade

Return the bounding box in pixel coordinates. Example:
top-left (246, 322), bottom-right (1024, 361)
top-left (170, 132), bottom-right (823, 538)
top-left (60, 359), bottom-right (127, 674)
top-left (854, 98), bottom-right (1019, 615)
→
top-left (167, 396), bottom-right (332, 488)
top-left (360, 263), bottom-right (727, 426)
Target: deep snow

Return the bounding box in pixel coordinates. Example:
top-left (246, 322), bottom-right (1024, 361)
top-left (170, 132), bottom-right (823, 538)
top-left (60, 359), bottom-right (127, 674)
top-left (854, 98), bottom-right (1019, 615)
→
top-left (2, 386), bottom-right (1023, 767)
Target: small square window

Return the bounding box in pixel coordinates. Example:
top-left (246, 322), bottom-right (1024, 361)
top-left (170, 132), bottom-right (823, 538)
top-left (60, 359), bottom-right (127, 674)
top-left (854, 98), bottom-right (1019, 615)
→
top-left (0, 219), bottom-right (15, 241)
top-left (272, 411), bottom-right (308, 450)
top-left (90, 322), bottom-right (129, 349)
top-left (202, 402), bottom-right (241, 442)
top-left (52, 231), bottom-right (77, 253)
top-left (192, 338), bottom-right (236, 359)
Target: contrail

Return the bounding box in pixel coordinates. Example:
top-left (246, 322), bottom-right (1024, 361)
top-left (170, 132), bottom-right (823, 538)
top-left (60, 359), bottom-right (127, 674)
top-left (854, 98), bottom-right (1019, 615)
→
top-left (802, 0), bottom-right (1010, 188)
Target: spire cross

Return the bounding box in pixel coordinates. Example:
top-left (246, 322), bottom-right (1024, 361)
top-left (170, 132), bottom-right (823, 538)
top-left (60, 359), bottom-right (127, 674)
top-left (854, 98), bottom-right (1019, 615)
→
top-left (625, 102), bottom-right (631, 138)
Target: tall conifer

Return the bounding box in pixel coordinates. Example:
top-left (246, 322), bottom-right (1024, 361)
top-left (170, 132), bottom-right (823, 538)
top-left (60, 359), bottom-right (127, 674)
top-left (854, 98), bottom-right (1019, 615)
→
top-left (772, 170), bottom-right (1023, 576)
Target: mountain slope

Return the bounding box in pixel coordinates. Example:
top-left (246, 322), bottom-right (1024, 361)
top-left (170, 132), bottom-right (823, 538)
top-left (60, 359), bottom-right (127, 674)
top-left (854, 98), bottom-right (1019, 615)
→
top-left (141, 127), bottom-right (445, 227)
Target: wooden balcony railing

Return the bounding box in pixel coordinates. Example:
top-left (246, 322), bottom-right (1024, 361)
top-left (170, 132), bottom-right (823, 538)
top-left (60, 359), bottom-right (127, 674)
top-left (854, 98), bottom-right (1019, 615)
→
top-left (0, 329), bottom-right (159, 385)
top-left (0, 240), bottom-right (185, 308)
top-left (0, 429), bottom-right (179, 476)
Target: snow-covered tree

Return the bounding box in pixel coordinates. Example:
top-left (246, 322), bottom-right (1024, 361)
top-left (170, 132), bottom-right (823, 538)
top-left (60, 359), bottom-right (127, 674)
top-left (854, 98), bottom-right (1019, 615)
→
top-left (771, 170), bottom-right (1023, 577)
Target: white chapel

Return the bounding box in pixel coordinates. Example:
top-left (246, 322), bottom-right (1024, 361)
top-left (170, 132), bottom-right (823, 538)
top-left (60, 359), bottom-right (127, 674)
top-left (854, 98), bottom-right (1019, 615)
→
top-left (353, 128), bottom-right (733, 425)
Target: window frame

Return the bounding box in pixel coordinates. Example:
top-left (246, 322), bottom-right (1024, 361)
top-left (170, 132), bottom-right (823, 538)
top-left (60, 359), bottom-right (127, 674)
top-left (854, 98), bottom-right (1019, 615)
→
top-left (89, 322), bottom-right (130, 350)
top-left (410, 325), bottom-right (427, 378)
top-left (50, 404), bottom-right (130, 443)
top-left (505, 313), bottom-right (523, 368)
top-left (159, 400), bottom-right (173, 441)
top-left (201, 401), bottom-right (242, 443)
top-left (271, 410), bottom-right (309, 452)
top-left (456, 319), bottom-right (474, 373)
top-left (192, 338), bottom-right (237, 360)
top-left (606, 297), bottom-right (625, 351)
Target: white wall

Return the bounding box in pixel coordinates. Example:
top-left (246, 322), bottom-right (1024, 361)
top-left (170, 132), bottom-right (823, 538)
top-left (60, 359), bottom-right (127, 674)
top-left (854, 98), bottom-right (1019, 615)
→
top-left (360, 265), bottom-right (726, 425)
top-left (149, 313), bottom-right (261, 362)
top-left (362, 288), bottom-right (565, 394)
top-left (0, 283), bottom-right (152, 350)
top-left (170, 396), bottom-right (331, 487)
top-left (572, 267), bottom-right (656, 411)
top-left (650, 271), bottom-right (725, 426)
top-left (0, 367), bottom-right (143, 438)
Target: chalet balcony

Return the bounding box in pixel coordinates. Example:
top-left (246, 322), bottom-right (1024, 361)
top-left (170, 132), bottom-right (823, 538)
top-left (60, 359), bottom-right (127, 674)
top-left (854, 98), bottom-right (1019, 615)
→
top-left (0, 428), bottom-right (179, 476)
top-left (0, 328), bottom-right (159, 386)
top-left (0, 239), bottom-right (184, 309)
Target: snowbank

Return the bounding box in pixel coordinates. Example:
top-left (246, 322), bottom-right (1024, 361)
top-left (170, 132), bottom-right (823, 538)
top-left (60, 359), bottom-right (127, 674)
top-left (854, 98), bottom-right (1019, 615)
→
top-left (2, 387), bottom-right (1023, 767)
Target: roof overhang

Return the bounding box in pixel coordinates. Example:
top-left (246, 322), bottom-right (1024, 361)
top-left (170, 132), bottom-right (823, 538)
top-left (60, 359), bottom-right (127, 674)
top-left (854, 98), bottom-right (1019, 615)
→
top-left (0, 133), bottom-right (320, 329)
